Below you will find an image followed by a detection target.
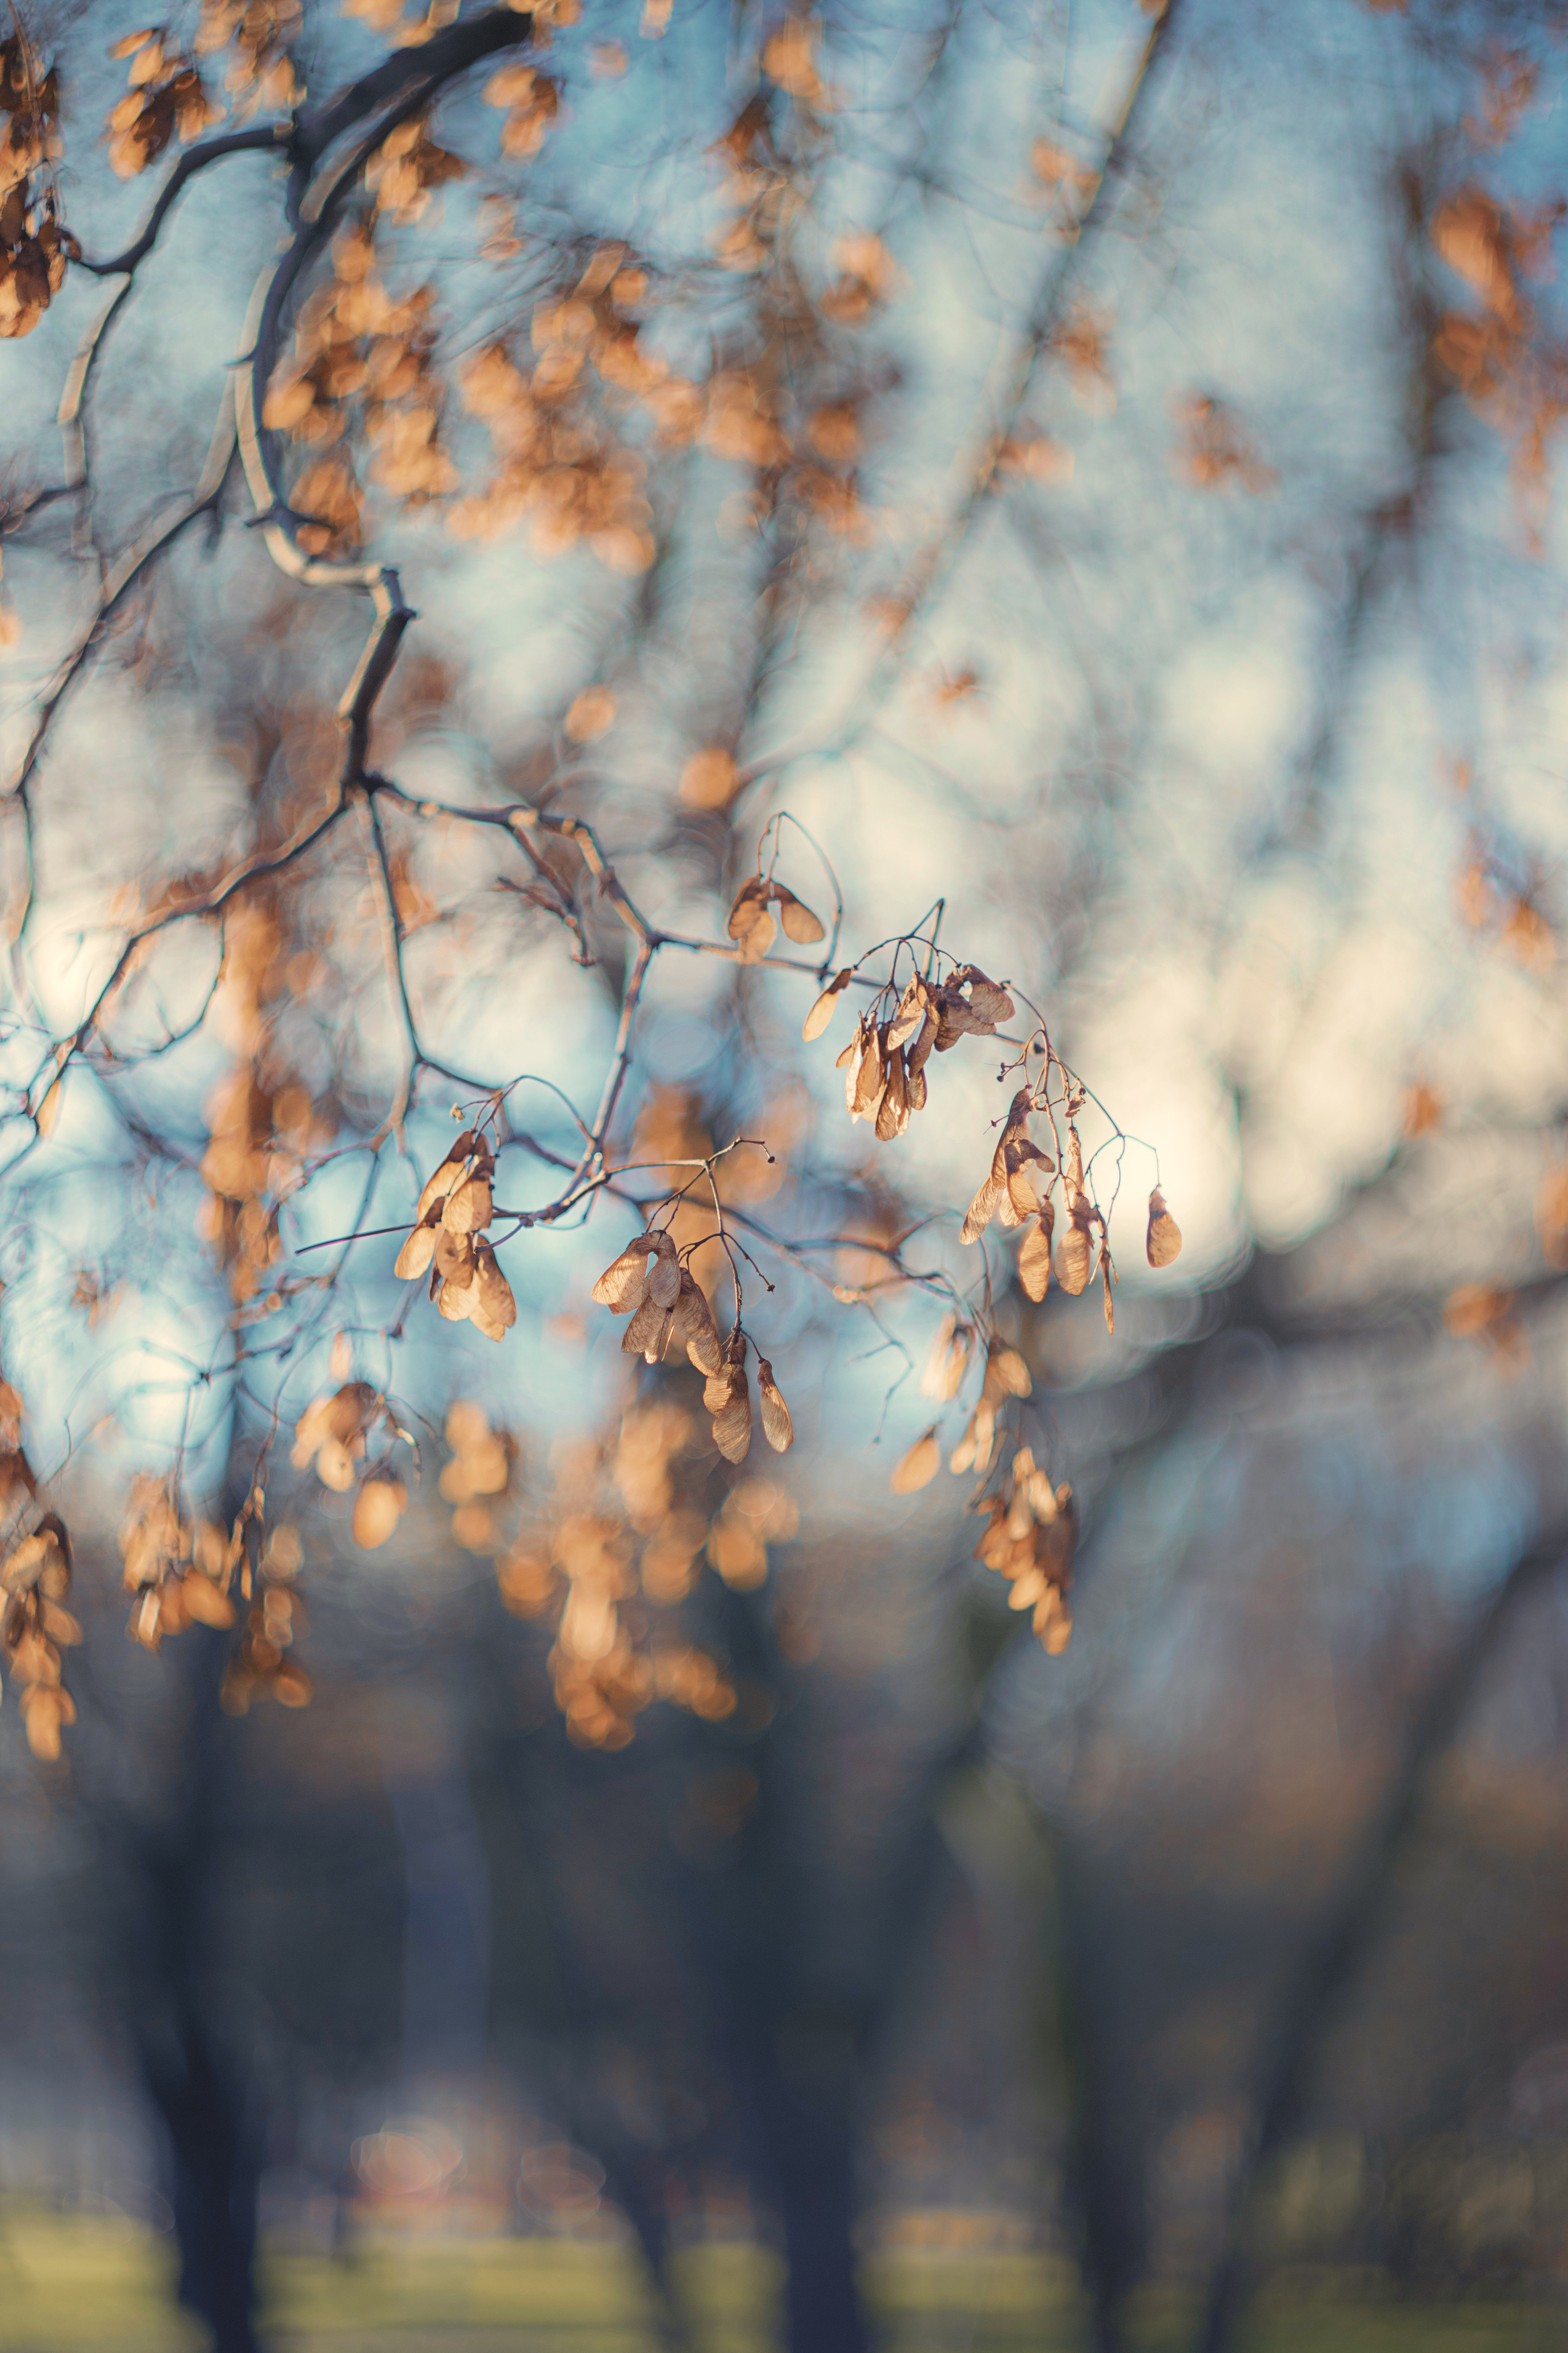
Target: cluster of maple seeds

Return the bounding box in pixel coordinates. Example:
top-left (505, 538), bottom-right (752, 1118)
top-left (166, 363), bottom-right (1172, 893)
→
top-left (114, 1472), bottom-right (310, 1708)
top-left (497, 1402), bottom-right (774, 1749)
top-left (972, 1448), bottom-right (1077, 1652)
top-left (392, 1129), bottom-right (518, 1343)
top-left (292, 1379), bottom-right (416, 1547)
top-left (0, 33), bottom-right (69, 344)
top-left (106, 27), bottom-right (222, 180)
top-left (1, 1509), bottom-right (78, 1760)
top-left (803, 958), bottom-right (1017, 1146)
top-left (265, 214), bottom-right (456, 555)
top-left (195, 2), bottom-right (302, 112)
top-left (450, 242), bottom-right (664, 571)
top-left (590, 1232), bottom-right (793, 1462)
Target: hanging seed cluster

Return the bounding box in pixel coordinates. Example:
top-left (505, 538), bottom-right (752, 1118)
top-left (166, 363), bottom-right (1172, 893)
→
top-left (805, 959), bottom-right (1017, 1144)
top-left (591, 1236), bottom-right (793, 1464)
top-left (393, 1130), bottom-right (518, 1341)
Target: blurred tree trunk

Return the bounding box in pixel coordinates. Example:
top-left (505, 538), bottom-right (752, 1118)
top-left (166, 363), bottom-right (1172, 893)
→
top-left (1197, 1527), bottom-right (1567, 2353)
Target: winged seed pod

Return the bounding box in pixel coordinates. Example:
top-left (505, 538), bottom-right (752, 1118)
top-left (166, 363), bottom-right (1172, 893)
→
top-left (395, 1203), bottom-right (442, 1279)
top-left (774, 886), bottom-right (826, 945)
top-left (954, 965), bottom-right (1015, 1023)
top-left (803, 967), bottom-right (854, 1041)
top-left (1098, 1232), bottom-right (1116, 1335)
top-left (755, 1359), bottom-right (794, 1452)
top-left (706, 1329), bottom-right (752, 1462)
top-left (852, 1024), bottom-right (885, 1119)
top-left (962, 1090), bottom-right (1038, 1243)
top-left (624, 1289), bottom-right (675, 1363)
top-left (726, 880), bottom-right (776, 963)
top-left (1057, 1198), bottom-right (1095, 1295)
top-left (874, 1047), bottom-right (909, 1141)
top-left (1146, 1186), bottom-right (1183, 1268)
top-left (436, 1236), bottom-right (479, 1320)
top-left (471, 1242), bottom-right (518, 1341)
top-left (891, 1427), bottom-right (941, 1493)
top-left (591, 1231), bottom-right (663, 1312)
top-left (1018, 1201), bottom-right (1054, 1301)
top-left (671, 1270), bottom-right (723, 1374)
top-left (416, 1130), bottom-right (483, 1220)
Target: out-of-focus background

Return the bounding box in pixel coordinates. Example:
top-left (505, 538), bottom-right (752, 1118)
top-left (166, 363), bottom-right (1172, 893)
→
top-left (1, 0), bottom-right (1567, 2348)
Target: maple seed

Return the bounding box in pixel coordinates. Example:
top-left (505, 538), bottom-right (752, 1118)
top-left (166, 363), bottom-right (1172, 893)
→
top-left (671, 1271), bottom-right (723, 1374)
top-left (1058, 1200), bottom-right (1094, 1295)
top-left (708, 1330), bottom-right (753, 1461)
top-left (591, 1232), bottom-right (661, 1310)
top-left (1018, 1203), bottom-right (1054, 1302)
top-left (755, 1358), bottom-right (794, 1452)
top-left (774, 887), bottom-right (826, 945)
top-left (1146, 1187), bottom-right (1182, 1268)
top-left (803, 968), bottom-right (854, 1041)
top-left (891, 1429), bottom-right (941, 1493)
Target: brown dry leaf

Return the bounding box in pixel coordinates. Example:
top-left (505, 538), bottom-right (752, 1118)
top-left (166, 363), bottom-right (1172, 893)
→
top-left (1145, 1187), bottom-right (1182, 1269)
top-left (775, 887), bottom-right (826, 945)
top-left (891, 1428), bottom-right (941, 1493)
top-left (755, 1358), bottom-right (794, 1453)
top-left (803, 967), bottom-right (854, 1041)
